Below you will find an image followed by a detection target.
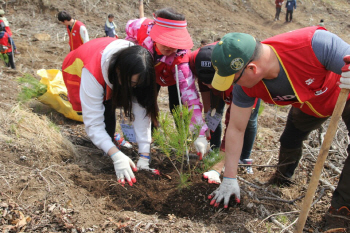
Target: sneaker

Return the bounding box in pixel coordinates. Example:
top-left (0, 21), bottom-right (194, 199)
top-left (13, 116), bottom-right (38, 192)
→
top-left (243, 159), bottom-right (254, 174)
top-left (239, 159), bottom-right (254, 174)
top-left (267, 171), bottom-right (293, 186)
top-left (114, 132), bottom-right (132, 149)
top-left (325, 206), bottom-right (350, 230)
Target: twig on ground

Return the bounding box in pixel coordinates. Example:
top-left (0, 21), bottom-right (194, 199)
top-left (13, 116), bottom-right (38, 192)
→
top-left (238, 176), bottom-right (281, 199)
top-left (258, 210), bottom-right (300, 226)
top-left (320, 179), bottom-right (335, 191)
top-left (258, 195), bottom-right (305, 205)
top-left (17, 183), bottom-right (29, 200)
top-left (1, 176), bottom-right (11, 189)
top-left (238, 161), bottom-right (295, 167)
top-left (311, 188), bottom-right (325, 207)
top-left (325, 161), bottom-right (342, 175)
top-left (280, 217), bottom-right (298, 233)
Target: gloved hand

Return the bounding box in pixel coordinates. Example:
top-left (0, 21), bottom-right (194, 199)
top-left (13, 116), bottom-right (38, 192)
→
top-left (208, 177), bottom-right (240, 208)
top-left (205, 130), bottom-right (211, 141)
top-left (137, 155), bottom-right (160, 175)
top-left (194, 135), bottom-right (208, 160)
top-left (339, 55), bottom-right (350, 89)
top-left (203, 170), bottom-right (221, 184)
top-left (111, 151), bottom-right (137, 186)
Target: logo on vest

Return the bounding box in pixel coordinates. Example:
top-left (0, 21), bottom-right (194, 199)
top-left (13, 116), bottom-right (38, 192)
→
top-left (230, 58), bottom-right (244, 71)
top-left (305, 78), bottom-right (315, 85)
top-left (272, 95), bottom-right (296, 102)
top-left (315, 87), bottom-right (328, 96)
top-left (59, 93), bottom-right (69, 101)
top-left (201, 61), bottom-right (212, 67)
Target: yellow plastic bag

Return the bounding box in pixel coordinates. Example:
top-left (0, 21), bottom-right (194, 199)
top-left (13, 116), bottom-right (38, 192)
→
top-left (37, 69), bottom-right (83, 122)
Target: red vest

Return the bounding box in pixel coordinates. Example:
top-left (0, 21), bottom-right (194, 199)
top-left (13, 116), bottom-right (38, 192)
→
top-left (242, 26), bottom-right (350, 118)
top-left (0, 19), bottom-right (12, 36)
top-left (136, 18), bottom-right (191, 86)
top-left (67, 20), bottom-right (85, 51)
top-left (62, 37), bottom-right (116, 112)
top-left (0, 32), bottom-right (11, 53)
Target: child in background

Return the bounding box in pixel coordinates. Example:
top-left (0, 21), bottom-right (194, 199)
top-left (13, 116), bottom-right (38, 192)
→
top-left (105, 14), bottom-right (118, 38)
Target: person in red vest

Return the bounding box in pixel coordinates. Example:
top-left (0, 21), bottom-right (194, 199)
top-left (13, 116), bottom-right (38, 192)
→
top-left (0, 9), bottom-right (12, 36)
top-left (62, 38), bottom-right (159, 186)
top-left (125, 8), bottom-right (209, 159)
top-left (189, 43), bottom-right (261, 184)
top-left (207, 27), bottom-right (350, 229)
top-left (58, 11), bottom-right (89, 51)
top-left (0, 21), bottom-right (16, 69)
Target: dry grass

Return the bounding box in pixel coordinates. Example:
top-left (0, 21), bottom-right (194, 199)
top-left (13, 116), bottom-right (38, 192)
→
top-left (0, 104), bottom-right (77, 167)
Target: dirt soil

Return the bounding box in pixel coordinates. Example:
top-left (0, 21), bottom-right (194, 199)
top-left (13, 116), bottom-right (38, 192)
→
top-left (1, 0), bottom-right (350, 232)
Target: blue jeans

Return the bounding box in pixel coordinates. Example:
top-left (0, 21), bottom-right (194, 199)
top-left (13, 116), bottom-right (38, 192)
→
top-left (241, 98), bottom-right (261, 160)
top-left (208, 92), bottom-right (226, 149)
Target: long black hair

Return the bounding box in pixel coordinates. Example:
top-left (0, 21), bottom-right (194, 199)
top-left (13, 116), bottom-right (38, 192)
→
top-left (108, 45), bottom-right (158, 124)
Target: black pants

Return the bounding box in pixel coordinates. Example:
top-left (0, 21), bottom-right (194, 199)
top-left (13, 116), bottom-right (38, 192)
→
top-left (4, 52), bottom-right (15, 69)
top-left (279, 101), bottom-right (350, 209)
top-left (157, 84), bottom-right (180, 116)
top-left (275, 7), bottom-right (282, 20)
top-left (286, 10), bottom-right (293, 22)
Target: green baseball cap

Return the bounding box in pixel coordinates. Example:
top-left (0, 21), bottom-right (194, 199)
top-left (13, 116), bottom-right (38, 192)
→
top-left (211, 33), bottom-right (256, 91)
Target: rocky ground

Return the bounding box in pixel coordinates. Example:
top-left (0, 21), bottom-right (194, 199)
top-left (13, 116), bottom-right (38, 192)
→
top-left (1, 0), bottom-right (350, 232)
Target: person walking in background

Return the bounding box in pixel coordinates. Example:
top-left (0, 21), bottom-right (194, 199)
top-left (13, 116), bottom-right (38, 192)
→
top-left (0, 22), bottom-right (16, 69)
top-left (105, 14), bottom-right (118, 38)
top-left (125, 8), bottom-right (210, 159)
top-left (58, 10), bottom-right (89, 51)
top-left (274, 0), bottom-right (284, 21)
top-left (62, 38), bottom-right (159, 186)
top-left (285, 0), bottom-right (296, 22)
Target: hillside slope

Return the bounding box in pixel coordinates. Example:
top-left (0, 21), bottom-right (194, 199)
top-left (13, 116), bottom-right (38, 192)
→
top-left (1, 0), bottom-right (350, 232)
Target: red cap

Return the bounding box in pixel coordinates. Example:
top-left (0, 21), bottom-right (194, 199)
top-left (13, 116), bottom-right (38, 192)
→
top-left (150, 17), bottom-right (193, 50)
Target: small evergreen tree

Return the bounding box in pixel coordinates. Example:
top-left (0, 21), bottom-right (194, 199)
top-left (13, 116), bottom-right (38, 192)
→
top-left (153, 105), bottom-right (197, 190)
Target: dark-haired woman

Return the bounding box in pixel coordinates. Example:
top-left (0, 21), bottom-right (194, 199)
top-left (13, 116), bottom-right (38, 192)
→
top-left (125, 8), bottom-right (209, 159)
top-left (62, 38), bottom-right (158, 186)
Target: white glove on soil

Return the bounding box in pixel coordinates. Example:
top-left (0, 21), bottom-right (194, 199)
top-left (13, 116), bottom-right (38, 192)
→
top-left (194, 136), bottom-right (208, 160)
top-left (339, 55), bottom-right (350, 89)
top-left (208, 177), bottom-right (240, 208)
top-left (137, 155), bottom-right (160, 175)
top-left (203, 170), bottom-right (221, 184)
top-left (111, 151), bottom-right (137, 186)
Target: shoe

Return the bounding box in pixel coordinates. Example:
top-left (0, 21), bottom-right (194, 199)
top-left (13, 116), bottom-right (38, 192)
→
top-left (114, 132), bottom-right (132, 149)
top-left (325, 206), bottom-right (350, 230)
top-left (239, 159), bottom-right (254, 174)
top-left (268, 171), bottom-right (293, 186)
top-left (243, 159), bottom-right (253, 174)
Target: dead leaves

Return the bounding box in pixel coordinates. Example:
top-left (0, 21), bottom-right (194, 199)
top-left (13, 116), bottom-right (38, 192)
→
top-left (1, 200), bottom-right (31, 233)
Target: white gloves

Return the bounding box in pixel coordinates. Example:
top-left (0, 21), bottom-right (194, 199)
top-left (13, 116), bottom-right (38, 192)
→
top-left (208, 177), bottom-right (241, 208)
top-left (137, 155), bottom-right (160, 175)
top-left (203, 170), bottom-right (221, 184)
top-left (111, 151), bottom-right (137, 186)
top-left (194, 135), bottom-right (209, 160)
top-left (339, 55), bottom-right (350, 89)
